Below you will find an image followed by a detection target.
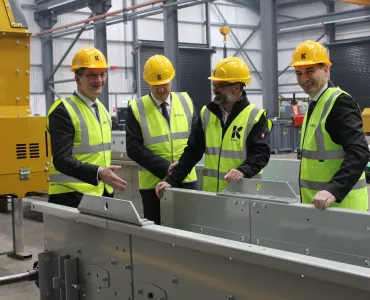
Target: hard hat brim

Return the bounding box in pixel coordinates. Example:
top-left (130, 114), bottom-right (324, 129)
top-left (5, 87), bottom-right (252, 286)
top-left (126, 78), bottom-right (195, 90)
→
top-left (145, 75), bottom-right (174, 86)
top-left (291, 61), bottom-right (332, 67)
top-left (208, 76), bottom-right (251, 85)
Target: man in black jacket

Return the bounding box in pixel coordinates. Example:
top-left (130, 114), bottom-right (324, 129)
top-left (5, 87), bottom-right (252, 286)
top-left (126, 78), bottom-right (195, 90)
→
top-left (156, 57), bottom-right (272, 196)
top-left (47, 46), bottom-right (127, 208)
top-left (291, 40), bottom-right (369, 210)
top-left (126, 55), bottom-right (198, 224)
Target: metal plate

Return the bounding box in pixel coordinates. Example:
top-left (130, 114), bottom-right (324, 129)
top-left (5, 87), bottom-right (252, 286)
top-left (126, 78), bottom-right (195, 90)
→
top-left (78, 194), bottom-right (146, 225)
top-left (250, 200), bottom-right (370, 267)
top-left (161, 188), bottom-right (250, 242)
top-left (131, 235), bottom-right (370, 300)
top-left (221, 179), bottom-right (298, 203)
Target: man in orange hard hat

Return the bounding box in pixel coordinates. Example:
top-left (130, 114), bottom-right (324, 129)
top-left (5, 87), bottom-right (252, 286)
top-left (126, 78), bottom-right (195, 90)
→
top-left (291, 40), bottom-right (369, 211)
top-left (126, 54), bottom-right (198, 224)
top-left (156, 57), bottom-right (272, 196)
top-left (47, 46), bottom-right (127, 208)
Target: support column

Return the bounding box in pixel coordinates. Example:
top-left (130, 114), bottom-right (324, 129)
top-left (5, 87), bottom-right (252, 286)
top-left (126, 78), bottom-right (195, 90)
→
top-left (164, 0), bottom-right (180, 92)
top-left (325, 0), bottom-right (335, 43)
top-left (260, 0), bottom-right (278, 117)
top-left (34, 15), bottom-right (57, 113)
top-left (88, 0), bottom-right (112, 110)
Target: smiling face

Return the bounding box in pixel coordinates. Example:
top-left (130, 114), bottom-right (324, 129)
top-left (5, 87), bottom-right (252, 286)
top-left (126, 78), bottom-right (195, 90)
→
top-left (75, 68), bottom-right (107, 101)
top-left (294, 64), bottom-right (329, 98)
top-left (150, 81), bottom-right (172, 102)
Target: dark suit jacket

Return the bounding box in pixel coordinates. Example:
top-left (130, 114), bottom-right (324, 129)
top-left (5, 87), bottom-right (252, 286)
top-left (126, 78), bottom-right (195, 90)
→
top-left (47, 95), bottom-right (112, 208)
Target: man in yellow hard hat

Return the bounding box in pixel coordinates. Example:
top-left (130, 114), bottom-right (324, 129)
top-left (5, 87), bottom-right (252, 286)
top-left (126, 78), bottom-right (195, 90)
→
top-left (126, 54), bottom-right (198, 224)
top-left (156, 57), bottom-right (272, 196)
top-left (291, 40), bottom-right (369, 211)
top-left (47, 46), bottom-right (127, 208)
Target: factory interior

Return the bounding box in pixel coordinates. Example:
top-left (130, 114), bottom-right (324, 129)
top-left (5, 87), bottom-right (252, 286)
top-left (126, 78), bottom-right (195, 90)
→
top-left (1, 0), bottom-right (370, 299)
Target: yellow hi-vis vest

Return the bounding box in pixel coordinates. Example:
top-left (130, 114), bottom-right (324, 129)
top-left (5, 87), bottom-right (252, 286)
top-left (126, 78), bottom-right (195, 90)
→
top-left (300, 87), bottom-right (368, 210)
top-left (201, 104), bottom-right (268, 192)
top-left (47, 95), bottom-right (113, 195)
top-left (129, 92), bottom-right (197, 190)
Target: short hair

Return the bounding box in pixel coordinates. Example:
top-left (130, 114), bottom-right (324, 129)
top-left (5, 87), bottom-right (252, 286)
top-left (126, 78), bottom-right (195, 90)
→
top-left (75, 68), bottom-right (86, 76)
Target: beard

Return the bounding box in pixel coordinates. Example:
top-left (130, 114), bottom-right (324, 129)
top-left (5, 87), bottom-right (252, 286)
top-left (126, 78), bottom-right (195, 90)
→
top-left (213, 93), bottom-right (228, 105)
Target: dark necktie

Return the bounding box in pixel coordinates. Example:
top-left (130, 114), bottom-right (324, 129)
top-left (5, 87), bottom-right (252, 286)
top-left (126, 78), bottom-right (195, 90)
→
top-left (92, 103), bottom-right (100, 122)
top-left (160, 102), bottom-right (170, 125)
top-left (306, 100), bottom-right (316, 123)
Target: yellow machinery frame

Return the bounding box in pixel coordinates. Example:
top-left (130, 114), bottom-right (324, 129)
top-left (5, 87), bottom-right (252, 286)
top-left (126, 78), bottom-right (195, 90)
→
top-left (0, 0), bottom-right (50, 260)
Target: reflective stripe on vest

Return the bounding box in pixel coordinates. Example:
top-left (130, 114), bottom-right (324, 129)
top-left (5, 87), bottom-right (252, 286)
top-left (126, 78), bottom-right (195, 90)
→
top-left (202, 104), bottom-right (264, 192)
top-left (131, 92), bottom-right (197, 189)
top-left (299, 87), bottom-right (368, 210)
top-left (203, 106), bottom-right (260, 162)
top-left (65, 97), bottom-right (112, 155)
top-left (137, 92), bottom-right (192, 147)
top-left (48, 95), bottom-right (113, 195)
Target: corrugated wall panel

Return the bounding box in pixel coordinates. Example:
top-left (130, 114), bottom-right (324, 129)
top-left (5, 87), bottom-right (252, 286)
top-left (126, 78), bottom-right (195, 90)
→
top-left (329, 41), bottom-right (370, 110)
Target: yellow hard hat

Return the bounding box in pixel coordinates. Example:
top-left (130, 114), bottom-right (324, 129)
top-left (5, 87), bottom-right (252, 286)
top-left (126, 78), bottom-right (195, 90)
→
top-left (208, 57), bottom-right (251, 85)
top-left (290, 40), bottom-right (332, 67)
top-left (143, 55), bottom-right (175, 85)
top-left (70, 46), bottom-right (109, 72)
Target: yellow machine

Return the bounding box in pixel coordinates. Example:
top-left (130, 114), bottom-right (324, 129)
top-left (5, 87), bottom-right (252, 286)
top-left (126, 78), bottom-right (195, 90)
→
top-left (363, 108), bottom-right (370, 134)
top-left (0, 0), bottom-right (50, 198)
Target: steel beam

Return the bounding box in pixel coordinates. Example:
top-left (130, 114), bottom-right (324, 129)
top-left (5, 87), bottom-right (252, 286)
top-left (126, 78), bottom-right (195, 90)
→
top-left (233, 23), bottom-right (260, 57)
top-left (276, 0), bottom-right (323, 8)
top-left (278, 7), bottom-right (370, 32)
top-left (325, 0), bottom-right (335, 43)
top-left (229, 0), bottom-right (260, 13)
top-left (205, 2), bottom-right (211, 47)
top-left (34, 15), bottom-right (57, 112)
top-left (261, 0), bottom-right (278, 117)
top-left (35, 0), bottom-right (87, 19)
top-left (164, 0), bottom-right (180, 92)
top-left (212, 3), bottom-right (262, 83)
top-left (87, 0), bottom-right (112, 110)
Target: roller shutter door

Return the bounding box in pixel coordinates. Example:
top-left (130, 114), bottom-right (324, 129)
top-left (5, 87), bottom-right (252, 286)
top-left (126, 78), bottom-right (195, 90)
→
top-left (139, 43), bottom-right (213, 114)
top-left (329, 41), bottom-right (370, 111)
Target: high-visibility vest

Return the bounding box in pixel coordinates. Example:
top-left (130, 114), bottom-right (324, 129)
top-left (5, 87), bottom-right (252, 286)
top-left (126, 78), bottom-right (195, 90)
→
top-left (47, 95), bottom-right (113, 195)
top-left (201, 104), bottom-right (269, 192)
top-left (300, 87), bottom-right (368, 210)
top-left (129, 92), bottom-right (197, 190)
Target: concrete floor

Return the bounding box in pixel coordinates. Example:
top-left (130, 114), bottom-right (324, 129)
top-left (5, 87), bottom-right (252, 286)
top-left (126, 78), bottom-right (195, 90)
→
top-left (0, 212), bottom-right (43, 300)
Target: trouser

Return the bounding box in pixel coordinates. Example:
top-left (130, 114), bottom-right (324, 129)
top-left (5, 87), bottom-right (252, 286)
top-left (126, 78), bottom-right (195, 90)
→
top-left (49, 189), bottom-right (113, 208)
top-left (140, 181), bottom-right (198, 225)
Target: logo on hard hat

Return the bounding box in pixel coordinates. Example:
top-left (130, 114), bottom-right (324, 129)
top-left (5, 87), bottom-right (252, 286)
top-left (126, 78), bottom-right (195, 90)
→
top-left (301, 53), bottom-right (306, 59)
top-left (231, 126), bottom-right (243, 140)
top-left (95, 55), bottom-right (100, 61)
top-left (157, 74), bottom-right (162, 80)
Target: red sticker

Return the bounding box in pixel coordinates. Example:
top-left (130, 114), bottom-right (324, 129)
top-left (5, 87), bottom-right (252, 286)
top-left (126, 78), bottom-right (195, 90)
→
top-left (261, 132), bottom-right (265, 139)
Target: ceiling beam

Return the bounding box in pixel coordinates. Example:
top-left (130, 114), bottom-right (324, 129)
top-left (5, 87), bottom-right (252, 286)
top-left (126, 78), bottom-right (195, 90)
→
top-left (278, 6), bottom-right (370, 31)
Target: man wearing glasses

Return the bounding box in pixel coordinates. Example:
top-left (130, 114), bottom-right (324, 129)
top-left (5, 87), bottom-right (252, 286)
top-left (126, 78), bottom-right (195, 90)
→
top-left (47, 46), bottom-right (127, 208)
top-left (126, 55), bottom-right (198, 224)
top-left (156, 57), bottom-right (272, 196)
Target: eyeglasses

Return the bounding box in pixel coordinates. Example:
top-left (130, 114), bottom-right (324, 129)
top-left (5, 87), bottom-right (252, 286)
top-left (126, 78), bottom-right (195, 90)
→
top-left (82, 73), bottom-right (107, 80)
top-left (212, 82), bottom-right (238, 89)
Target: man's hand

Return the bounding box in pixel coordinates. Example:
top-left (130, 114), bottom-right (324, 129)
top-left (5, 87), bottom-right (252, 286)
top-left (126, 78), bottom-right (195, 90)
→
top-left (312, 190), bottom-right (336, 210)
top-left (224, 169), bottom-right (244, 182)
top-left (156, 181), bottom-right (172, 199)
top-left (168, 161), bottom-right (178, 176)
top-left (98, 165), bottom-right (127, 191)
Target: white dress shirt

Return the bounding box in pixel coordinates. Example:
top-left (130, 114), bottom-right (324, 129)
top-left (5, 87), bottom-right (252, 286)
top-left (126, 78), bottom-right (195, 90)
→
top-left (150, 92), bottom-right (172, 116)
top-left (75, 90), bottom-right (97, 116)
top-left (310, 83), bottom-right (328, 102)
